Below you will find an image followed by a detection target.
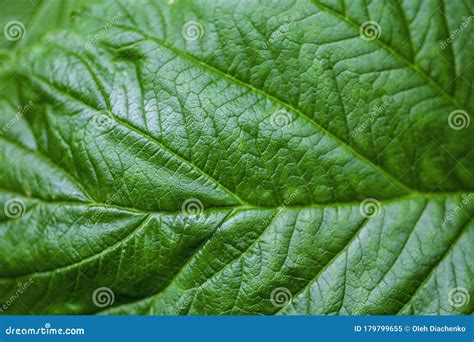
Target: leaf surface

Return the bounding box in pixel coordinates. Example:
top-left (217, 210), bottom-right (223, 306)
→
top-left (0, 0), bottom-right (472, 315)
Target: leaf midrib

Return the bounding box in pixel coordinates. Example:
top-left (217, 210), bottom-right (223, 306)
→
top-left (1, 185), bottom-right (471, 217)
top-left (23, 71), bottom-right (248, 206)
top-left (106, 0), bottom-right (466, 194)
top-left (0, 188), bottom-right (469, 281)
top-left (21, 14), bottom-right (470, 202)
top-left (106, 23), bottom-right (414, 195)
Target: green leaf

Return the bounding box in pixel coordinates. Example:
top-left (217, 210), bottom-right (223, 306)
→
top-left (0, 0), bottom-right (102, 108)
top-left (0, 0), bottom-right (99, 50)
top-left (0, 0), bottom-right (472, 315)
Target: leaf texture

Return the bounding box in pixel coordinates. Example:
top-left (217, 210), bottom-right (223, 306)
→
top-left (0, 0), bottom-right (472, 315)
